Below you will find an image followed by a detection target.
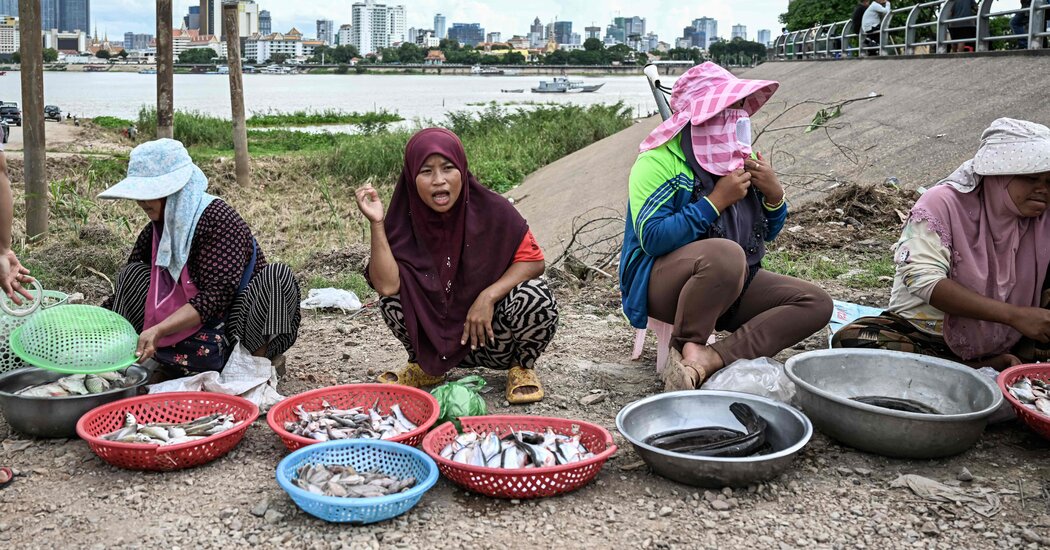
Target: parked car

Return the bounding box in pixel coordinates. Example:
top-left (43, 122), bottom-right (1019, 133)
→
top-left (0, 103), bottom-right (21, 126)
top-left (44, 105), bottom-right (62, 121)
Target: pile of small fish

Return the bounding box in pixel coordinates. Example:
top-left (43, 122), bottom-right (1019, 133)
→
top-left (100, 412), bottom-right (242, 445)
top-left (282, 401), bottom-right (418, 442)
top-left (15, 370), bottom-right (132, 397)
top-left (1008, 377), bottom-right (1050, 417)
top-left (293, 463), bottom-right (417, 498)
top-left (643, 402), bottom-right (771, 458)
top-left (440, 428), bottom-right (594, 469)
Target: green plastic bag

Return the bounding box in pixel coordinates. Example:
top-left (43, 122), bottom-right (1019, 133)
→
top-left (430, 375), bottom-right (488, 430)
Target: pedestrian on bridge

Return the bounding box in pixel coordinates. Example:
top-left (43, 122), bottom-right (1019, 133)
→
top-left (863, 0), bottom-right (892, 55)
top-left (948, 0), bottom-right (978, 53)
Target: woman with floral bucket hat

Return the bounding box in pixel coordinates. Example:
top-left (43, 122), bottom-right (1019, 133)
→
top-left (834, 119), bottom-right (1050, 369)
top-left (619, 62), bottom-right (833, 391)
top-left (99, 139), bottom-right (301, 376)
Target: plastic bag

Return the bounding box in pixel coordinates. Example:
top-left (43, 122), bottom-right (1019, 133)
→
top-left (700, 357), bottom-right (797, 406)
top-left (147, 342), bottom-right (285, 412)
top-left (828, 300), bottom-right (884, 346)
top-left (430, 375), bottom-right (488, 430)
top-left (299, 288), bottom-right (362, 312)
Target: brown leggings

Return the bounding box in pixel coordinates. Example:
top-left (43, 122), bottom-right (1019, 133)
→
top-left (647, 239), bottom-right (834, 365)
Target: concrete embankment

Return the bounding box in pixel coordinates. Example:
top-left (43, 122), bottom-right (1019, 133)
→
top-left (514, 55), bottom-right (1049, 256)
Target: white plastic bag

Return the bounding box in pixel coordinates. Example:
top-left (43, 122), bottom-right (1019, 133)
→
top-left (701, 357), bottom-right (797, 405)
top-left (148, 343), bottom-right (285, 412)
top-left (299, 288), bottom-right (362, 312)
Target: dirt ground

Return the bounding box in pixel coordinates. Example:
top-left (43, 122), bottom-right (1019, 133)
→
top-left (1, 125), bottom-right (1049, 549)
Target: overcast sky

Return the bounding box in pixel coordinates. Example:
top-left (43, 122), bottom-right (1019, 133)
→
top-left (97, 1), bottom-right (789, 42)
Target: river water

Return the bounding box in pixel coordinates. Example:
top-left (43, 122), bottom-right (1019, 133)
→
top-left (0, 72), bottom-right (660, 124)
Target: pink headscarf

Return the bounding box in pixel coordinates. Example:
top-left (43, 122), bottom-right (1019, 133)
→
top-left (640, 62), bottom-right (778, 175)
top-left (912, 164), bottom-right (1050, 360)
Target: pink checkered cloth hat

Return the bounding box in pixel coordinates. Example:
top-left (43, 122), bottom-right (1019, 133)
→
top-left (639, 62), bottom-right (779, 154)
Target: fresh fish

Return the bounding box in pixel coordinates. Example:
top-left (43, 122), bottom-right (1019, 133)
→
top-left (1010, 378), bottom-right (1037, 403)
top-left (83, 375), bottom-right (111, 394)
top-left (1036, 398), bottom-right (1050, 415)
top-left (643, 402), bottom-right (770, 458)
top-left (15, 370), bottom-right (131, 398)
top-left (284, 402), bottom-right (418, 442)
top-left (99, 413), bottom-right (240, 445)
top-left (292, 463), bottom-right (416, 498)
top-left (1010, 376), bottom-right (1050, 419)
top-left (440, 428), bottom-right (595, 469)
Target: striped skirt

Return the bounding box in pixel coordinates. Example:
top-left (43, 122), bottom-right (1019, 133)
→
top-left (379, 278), bottom-right (559, 370)
top-left (108, 262), bottom-right (302, 361)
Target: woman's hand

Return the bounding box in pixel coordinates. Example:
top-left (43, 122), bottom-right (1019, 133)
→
top-left (746, 153), bottom-right (784, 206)
top-left (707, 169), bottom-right (751, 212)
top-left (0, 249), bottom-right (33, 305)
top-left (461, 293), bottom-right (495, 351)
top-left (136, 326), bottom-right (164, 362)
top-left (355, 184), bottom-right (385, 224)
top-left (1009, 306), bottom-right (1050, 343)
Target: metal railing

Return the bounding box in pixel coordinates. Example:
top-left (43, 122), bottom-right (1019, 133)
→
top-left (773, 0), bottom-right (1049, 59)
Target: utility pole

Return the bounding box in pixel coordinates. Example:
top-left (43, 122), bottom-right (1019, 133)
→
top-left (19, 0), bottom-right (47, 239)
top-left (156, 0), bottom-right (174, 138)
top-left (222, 1), bottom-right (250, 186)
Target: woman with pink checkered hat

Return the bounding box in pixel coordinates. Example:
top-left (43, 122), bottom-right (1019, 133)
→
top-left (619, 62), bottom-right (833, 391)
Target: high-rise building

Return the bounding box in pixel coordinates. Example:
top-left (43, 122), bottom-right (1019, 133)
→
top-left (528, 17), bottom-right (544, 48)
top-left (259, 9), bottom-right (271, 35)
top-left (0, 15), bottom-right (18, 54)
top-left (337, 24), bottom-right (352, 46)
top-left (692, 17), bottom-right (718, 49)
top-left (584, 26), bottom-right (601, 40)
top-left (387, 4), bottom-right (405, 44)
top-left (433, 13), bottom-right (446, 40)
top-left (317, 19), bottom-right (334, 43)
top-left (199, 0), bottom-right (219, 36)
top-left (185, 6), bottom-right (201, 30)
top-left (553, 21), bottom-right (571, 45)
top-left (123, 31), bottom-right (152, 51)
top-left (407, 27), bottom-right (417, 44)
top-left (604, 16), bottom-right (644, 46)
top-left (447, 22), bottom-right (483, 47)
top-left (59, 0), bottom-right (88, 33)
top-left (0, 1), bottom-right (15, 17)
top-left (237, 1), bottom-right (259, 36)
top-left (486, 31), bottom-right (501, 43)
top-left (757, 29), bottom-right (771, 46)
top-left (41, 0), bottom-right (59, 31)
top-left (731, 24), bottom-right (746, 41)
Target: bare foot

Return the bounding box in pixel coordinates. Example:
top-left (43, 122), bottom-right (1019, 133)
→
top-left (681, 342), bottom-right (725, 378)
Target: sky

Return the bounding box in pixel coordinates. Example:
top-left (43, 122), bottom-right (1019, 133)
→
top-left (96, 1), bottom-right (790, 43)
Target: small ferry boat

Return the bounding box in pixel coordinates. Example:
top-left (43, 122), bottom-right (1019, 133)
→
top-left (138, 68), bottom-right (157, 74)
top-left (531, 76), bottom-right (604, 93)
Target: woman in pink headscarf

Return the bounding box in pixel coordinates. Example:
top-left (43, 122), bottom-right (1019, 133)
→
top-left (620, 62), bottom-right (833, 391)
top-left (834, 118), bottom-right (1050, 369)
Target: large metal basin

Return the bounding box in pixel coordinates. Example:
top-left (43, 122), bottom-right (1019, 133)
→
top-left (616, 390), bottom-right (812, 488)
top-left (0, 366), bottom-right (149, 437)
top-left (785, 349), bottom-right (1001, 459)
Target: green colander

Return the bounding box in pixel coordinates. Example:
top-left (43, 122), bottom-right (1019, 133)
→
top-left (9, 304), bottom-right (138, 374)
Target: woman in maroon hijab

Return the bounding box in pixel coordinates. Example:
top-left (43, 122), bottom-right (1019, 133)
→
top-left (355, 128), bottom-right (558, 404)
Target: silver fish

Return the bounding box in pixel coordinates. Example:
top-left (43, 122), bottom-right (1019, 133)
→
top-left (16, 370), bottom-right (130, 398)
top-left (440, 429), bottom-right (596, 469)
top-left (292, 463), bottom-right (416, 498)
top-left (99, 413), bottom-right (240, 445)
top-left (284, 403), bottom-right (417, 442)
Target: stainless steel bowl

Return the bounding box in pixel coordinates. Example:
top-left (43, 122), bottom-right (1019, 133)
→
top-left (785, 349), bottom-right (1002, 459)
top-left (0, 365), bottom-right (149, 437)
top-left (616, 390), bottom-right (813, 488)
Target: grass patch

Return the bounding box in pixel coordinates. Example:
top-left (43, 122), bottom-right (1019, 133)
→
top-left (305, 273), bottom-right (372, 299)
top-left (92, 116), bottom-right (133, 129)
top-left (246, 109), bottom-right (402, 128)
top-left (765, 249), bottom-right (895, 289)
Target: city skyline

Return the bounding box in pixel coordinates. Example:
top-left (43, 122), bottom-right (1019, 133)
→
top-left (91, 1), bottom-right (785, 45)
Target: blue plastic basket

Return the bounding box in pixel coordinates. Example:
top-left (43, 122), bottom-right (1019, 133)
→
top-left (276, 439), bottom-right (439, 524)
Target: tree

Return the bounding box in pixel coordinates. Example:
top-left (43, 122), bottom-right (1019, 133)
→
top-left (779, 0), bottom-right (853, 32)
top-left (543, 49), bottom-right (569, 65)
top-left (95, 49), bottom-right (111, 60)
top-left (504, 51), bottom-right (526, 65)
top-left (267, 52), bottom-right (290, 65)
top-left (583, 37), bottom-right (604, 52)
top-left (42, 48), bottom-right (58, 63)
top-left (11, 51), bottom-right (18, 63)
top-left (117, 49), bottom-right (129, 60)
top-left (665, 47), bottom-right (702, 63)
top-left (606, 43), bottom-right (634, 63)
top-left (397, 42), bottom-right (424, 64)
top-left (439, 38), bottom-right (461, 51)
top-left (179, 47), bottom-right (217, 64)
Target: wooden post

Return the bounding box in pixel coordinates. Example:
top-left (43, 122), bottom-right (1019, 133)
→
top-left (19, 0), bottom-right (47, 239)
top-left (222, 2), bottom-right (250, 186)
top-left (156, 0), bottom-right (174, 138)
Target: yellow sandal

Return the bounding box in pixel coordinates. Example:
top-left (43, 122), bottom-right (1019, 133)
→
top-left (506, 365), bottom-right (544, 404)
top-left (377, 362), bottom-right (445, 388)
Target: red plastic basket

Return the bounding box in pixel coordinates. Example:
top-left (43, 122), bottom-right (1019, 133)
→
top-left (75, 392), bottom-right (259, 471)
top-left (266, 384), bottom-right (440, 452)
top-left (998, 364), bottom-right (1050, 441)
top-left (421, 415), bottom-right (617, 499)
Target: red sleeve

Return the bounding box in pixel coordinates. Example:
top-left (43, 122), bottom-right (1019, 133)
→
top-left (512, 229), bottom-right (544, 263)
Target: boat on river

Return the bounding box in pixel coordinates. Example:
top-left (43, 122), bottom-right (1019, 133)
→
top-left (531, 76), bottom-right (604, 93)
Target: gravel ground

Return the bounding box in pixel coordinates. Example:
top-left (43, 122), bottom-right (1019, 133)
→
top-left (1, 283), bottom-right (1049, 549)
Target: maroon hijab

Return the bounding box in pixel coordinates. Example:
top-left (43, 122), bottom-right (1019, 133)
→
top-left (383, 128), bottom-right (528, 375)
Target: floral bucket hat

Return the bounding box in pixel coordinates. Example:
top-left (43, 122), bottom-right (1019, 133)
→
top-left (640, 62), bottom-right (779, 153)
top-left (98, 138), bottom-right (198, 201)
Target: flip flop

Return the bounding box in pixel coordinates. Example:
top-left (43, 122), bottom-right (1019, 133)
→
top-left (506, 365), bottom-right (544, 404)
top-left (376, 362), bottom-right (445, 388)
top-left (0, 467), bottom-right (13, 489)
top-left (661, 348), bottom-right (706, 392)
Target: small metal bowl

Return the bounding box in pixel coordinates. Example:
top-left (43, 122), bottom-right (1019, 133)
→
top-left (0, 365), bottom-right (149, 438)
top-left (785, 349), bottom-right (1002, 459)
top-left (616, 390), bottom-right (813, 488)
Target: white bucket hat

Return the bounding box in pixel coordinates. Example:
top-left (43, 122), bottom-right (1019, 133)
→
top-left (973, 118), bottom-right (1050, 176)
top-left (98, 138), bottom-right (197, 201)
